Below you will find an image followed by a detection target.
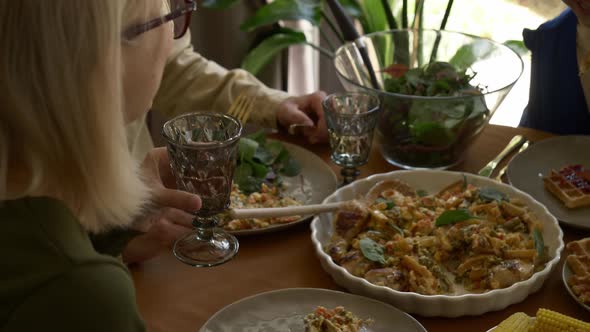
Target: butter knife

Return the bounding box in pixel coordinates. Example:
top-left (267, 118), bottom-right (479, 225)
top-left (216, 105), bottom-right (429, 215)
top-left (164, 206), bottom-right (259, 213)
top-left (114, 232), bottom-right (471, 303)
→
top-left (495, 139), bottom-right (531, 182)
top-left (478, 135), bottom-right (526, 177)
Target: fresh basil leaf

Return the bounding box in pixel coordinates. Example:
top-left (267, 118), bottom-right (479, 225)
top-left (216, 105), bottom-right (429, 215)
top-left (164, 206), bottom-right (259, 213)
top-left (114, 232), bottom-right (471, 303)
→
top-left (533, 228), bottom-right (544, 261)
top-left (479, 187), bottom-right (508, 202)
top-left (266, 140), bottom-right (286, 160)
top-left (359, 238), bottom-right (387, 265)
top-left (279, 155), bottom-right (301, 176)
top-left (238, 137), bottom-right (259, 161)
top-left (417, 189), bottom-right (428, 197)
top-left (250, 161), bottom-right (269, 179)
top-left (376, 197), bottom-right (395, 209)
top-left (246, 129), bottom-right (267, 145)
top-left (234, 162), bottom-right (253, 183)
top-left (236, 175), bottom-right (262, 194)
top-left (435, 209), bottom-right (477, 227)
top-left (388, 221), bottom-right (404, 237)
top-left (275, 146), bottom-right (290, 163)
top-left (253, 146), bottom-right (275, 165)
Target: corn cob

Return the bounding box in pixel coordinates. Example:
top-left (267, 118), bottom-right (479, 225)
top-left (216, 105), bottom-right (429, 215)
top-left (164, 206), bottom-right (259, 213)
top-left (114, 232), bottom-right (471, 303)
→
top-left (494, 312), bottom-right (532, 332)
top-left (530, 308), bottom-right (590, 331)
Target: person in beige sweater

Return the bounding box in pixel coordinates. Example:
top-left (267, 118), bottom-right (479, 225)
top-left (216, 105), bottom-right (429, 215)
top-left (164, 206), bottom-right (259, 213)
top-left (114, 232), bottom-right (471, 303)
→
top-left (126, 31), bottom-right (328, 162)
top-left (122, 5), bottom-right (330, 263)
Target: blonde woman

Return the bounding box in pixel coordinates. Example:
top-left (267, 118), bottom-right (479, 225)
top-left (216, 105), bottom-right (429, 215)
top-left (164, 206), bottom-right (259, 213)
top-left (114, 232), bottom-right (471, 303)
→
top-left (121, 0), bottom-right (330, 263)
top-left (0, 0), bottom-right (199, 329)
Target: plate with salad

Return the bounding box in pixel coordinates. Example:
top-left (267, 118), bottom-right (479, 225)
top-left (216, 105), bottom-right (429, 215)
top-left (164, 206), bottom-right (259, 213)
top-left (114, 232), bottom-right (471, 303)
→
top-left (222, 130), bottom-right (338, 236)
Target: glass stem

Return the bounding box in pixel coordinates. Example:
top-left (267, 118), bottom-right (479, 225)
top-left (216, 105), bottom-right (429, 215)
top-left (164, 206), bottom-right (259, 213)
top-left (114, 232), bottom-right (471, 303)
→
top-left (341, 167), bottom-right (360, 185)
top-left (192, 216), bottom-right (217, 240)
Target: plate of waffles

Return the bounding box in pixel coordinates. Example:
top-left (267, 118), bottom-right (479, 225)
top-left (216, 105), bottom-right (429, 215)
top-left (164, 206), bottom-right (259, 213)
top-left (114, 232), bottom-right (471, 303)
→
top-left (563, 238), bottom-right (590, 312)
top-left (506, 135), bottom-right (590, 229)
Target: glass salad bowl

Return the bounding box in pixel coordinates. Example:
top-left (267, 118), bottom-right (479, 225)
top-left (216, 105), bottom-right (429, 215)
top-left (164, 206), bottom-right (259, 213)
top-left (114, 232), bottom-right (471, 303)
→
top-left (334, 29), bottom-right (524, 169)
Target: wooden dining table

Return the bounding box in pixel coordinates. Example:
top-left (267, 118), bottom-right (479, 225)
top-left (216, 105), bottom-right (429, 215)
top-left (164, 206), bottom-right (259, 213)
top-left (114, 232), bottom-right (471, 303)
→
top-left (131, 124), bottom-right (590, 331)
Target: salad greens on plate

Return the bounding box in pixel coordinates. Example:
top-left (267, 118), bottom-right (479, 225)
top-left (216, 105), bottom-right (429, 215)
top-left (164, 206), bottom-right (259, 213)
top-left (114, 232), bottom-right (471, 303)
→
top-left (234, 130), bottom-right (301, 194)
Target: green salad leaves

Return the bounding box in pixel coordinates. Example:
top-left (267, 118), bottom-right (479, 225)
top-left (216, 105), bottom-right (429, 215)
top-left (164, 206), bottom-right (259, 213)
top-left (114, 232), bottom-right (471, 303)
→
top-left (234, 130), bottom-right (301, 194)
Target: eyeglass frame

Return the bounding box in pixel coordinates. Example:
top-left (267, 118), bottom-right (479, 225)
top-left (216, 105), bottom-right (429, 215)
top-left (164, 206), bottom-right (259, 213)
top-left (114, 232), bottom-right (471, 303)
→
top-left (122, 0), bottom-right (197, 40)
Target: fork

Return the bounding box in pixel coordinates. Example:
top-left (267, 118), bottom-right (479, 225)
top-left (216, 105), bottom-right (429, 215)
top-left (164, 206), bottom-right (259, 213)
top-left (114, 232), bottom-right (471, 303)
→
top-left (495, 139), bottom-right (531, 182)
top-left (227, 93), bottom-right (255, 125)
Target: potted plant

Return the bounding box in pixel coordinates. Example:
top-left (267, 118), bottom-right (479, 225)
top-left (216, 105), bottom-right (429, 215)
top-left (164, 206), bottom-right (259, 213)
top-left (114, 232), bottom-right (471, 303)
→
top-left (202, 0), bottom-right (457, 75)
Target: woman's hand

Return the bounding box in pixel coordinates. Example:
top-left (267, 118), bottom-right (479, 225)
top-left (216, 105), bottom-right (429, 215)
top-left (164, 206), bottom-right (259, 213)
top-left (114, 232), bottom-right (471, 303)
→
top-left (276, 91), bottom-right (328, 144)
top-left (122, 147), bottom-right (201, 264)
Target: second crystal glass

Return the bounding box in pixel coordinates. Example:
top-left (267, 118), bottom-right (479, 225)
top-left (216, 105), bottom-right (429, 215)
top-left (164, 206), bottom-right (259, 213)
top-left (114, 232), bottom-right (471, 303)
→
top-left (323, 92), bottom-right (380, 185)
top-left (162, 112), bottom-right (242, 267)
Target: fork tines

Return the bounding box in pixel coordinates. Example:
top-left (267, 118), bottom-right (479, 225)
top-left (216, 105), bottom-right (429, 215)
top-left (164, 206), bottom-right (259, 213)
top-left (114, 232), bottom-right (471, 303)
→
top-left (227, 93), bottom-right (255, 125)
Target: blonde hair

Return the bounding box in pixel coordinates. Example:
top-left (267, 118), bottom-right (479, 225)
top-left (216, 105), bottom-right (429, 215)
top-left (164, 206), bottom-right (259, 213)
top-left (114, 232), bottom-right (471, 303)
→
top-left (0, 1), bottom-right (152, 233)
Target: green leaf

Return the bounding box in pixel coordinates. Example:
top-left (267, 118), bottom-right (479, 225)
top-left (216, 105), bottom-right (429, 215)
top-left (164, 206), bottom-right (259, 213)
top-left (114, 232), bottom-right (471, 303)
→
top-left (338, 0), bottom-right (363, 18)
top-left (478, 187), bottom-right (508, 202)
top-left (241, 29), bottom-right (307, 75)
top-left (236, 175), bottom-right (263, 194)
top-left (240, 0), bottom-right (321, 32)
top-left (279, 155), bottom-right (301, 177)
top-left (410, 122), bottom-right (454, 146)
top-left (503, 40), bottom-right (529, 57)
top-left (201, 0), bottom-right (239, 9)
top-left (238, 137), bottom-right (259, 161)
top-left (449, 40), bottom-right (494, 71)
top-left (234, 163), bottom-right (255, 191)
top-left (417, 189), bottom-right (428, 197)
top-left (376, 197), bottom-right (395, 209)
top-left (266, 140), bottom-right (286, 160)
top-left (254, 146), bottom-right (275, 165)
top-left (359, 0), bottom-right (391, 34)
top-left (359, 238), bottom-right (387, 264)
top-left (250, 161), bottom-right (269, 178)
top-left (435, 209), bottom-right (477, 227)
top-left (533, 228), bottom-right (544, 261)
top-left (387, 221), bottom-right (404, 237)
top-left (246, 129), bottom-right (267, 145)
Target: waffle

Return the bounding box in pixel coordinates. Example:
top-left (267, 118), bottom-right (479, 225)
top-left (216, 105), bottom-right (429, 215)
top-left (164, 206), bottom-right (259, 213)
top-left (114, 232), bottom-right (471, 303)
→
top-left (566, 238), bottom-right (590, 305)
top-left (543, 164), bottom-right (590, 208)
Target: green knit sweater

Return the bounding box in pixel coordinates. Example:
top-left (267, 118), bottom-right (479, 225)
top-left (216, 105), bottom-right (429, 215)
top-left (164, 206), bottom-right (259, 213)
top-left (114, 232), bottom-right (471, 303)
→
top-left (0, 197), bottom-right (145, 331)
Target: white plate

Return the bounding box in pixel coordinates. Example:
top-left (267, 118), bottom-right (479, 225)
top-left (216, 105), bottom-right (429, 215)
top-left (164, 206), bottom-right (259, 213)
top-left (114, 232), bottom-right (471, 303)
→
top-left (199, 288), bottom-right (427, 332)
top-left (506, 135), bottom-right (590, 229)
top-left (229, 141), bottom-right (338, 236)
top-left (563, 261), bottom-right (590, 312)
top-left (311, 170), bottom-right (564, 317)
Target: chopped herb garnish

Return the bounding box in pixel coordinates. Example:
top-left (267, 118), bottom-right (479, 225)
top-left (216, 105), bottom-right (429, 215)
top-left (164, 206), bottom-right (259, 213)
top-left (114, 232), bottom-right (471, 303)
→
top-left (376, 197), bottom-right (395, 209)
top-left (417, 189), bottom-right (428, 197)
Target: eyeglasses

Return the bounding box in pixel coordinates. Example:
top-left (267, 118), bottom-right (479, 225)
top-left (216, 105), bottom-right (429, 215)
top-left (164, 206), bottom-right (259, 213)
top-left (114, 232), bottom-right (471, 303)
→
top-left (123, 0), bottom-right (197, 40)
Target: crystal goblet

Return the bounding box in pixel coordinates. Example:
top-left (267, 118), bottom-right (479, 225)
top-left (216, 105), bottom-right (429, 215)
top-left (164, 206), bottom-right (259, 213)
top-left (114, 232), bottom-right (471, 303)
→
top-left (323, 92), bottom-right (381, 185)
top-left (162, 112), bottom-right (242, 267)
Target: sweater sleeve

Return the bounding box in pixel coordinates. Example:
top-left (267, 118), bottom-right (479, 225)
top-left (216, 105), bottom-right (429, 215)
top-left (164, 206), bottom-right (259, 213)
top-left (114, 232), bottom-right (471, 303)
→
top-left (152, 31), bottom-right (290, 129)
top-left (3, 263), bottom-right (145, 332)
top-left (89, 228), bottom-right (144, 258)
